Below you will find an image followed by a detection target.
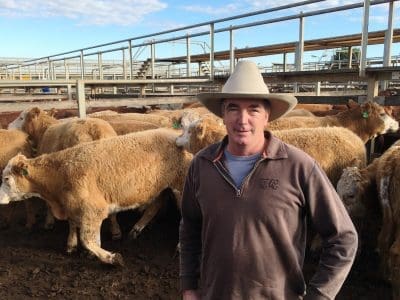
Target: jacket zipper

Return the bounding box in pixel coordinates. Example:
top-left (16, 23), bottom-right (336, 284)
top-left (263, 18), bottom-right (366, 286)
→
top-left (213, 157), bottom-right (266, 197)
top-left (213, 160), bottom-right (241, 196)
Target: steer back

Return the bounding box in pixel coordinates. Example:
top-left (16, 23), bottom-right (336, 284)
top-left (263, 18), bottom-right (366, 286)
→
top-left (268, 101), bottom-right (399, 143)
top-left (1, 128), bottom-right (191, 213)
top-left (37, 117), bottom-right (117, 154)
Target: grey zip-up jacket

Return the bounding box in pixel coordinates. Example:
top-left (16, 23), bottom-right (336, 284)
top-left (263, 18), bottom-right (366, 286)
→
top-left (179, 132), bottom-right (358, 300)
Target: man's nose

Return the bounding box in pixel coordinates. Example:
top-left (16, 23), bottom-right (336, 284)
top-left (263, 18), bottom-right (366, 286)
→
top-left (238, 110), bottom-right (249, 123)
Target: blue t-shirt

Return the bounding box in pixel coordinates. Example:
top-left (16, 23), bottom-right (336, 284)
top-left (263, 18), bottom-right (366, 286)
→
top-left (224, 149), bottom-right (261, 189)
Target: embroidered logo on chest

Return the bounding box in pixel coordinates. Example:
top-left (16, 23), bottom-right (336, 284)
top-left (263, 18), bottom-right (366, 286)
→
top-left (260, 178), bottom-right (279, 190)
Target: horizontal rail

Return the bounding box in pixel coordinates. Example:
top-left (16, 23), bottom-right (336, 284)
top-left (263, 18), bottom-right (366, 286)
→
top-left (0, 97), bottom-right (198, 113)
top-left (0, 78), bottom-right (212, 88)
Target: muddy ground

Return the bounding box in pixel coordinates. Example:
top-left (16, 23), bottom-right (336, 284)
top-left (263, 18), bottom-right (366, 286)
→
top-left (0, 196), bottom-right (393, 300)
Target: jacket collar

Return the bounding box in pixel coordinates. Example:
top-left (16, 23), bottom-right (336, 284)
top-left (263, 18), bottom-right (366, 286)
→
top-left (199, 131), bottom-right (289, 162)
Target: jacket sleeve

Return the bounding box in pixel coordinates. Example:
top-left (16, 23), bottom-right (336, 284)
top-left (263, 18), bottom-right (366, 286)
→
top-left (179, 161), bottom-right (203, 291)
top-left (304, 162), bottom-right (358, 299)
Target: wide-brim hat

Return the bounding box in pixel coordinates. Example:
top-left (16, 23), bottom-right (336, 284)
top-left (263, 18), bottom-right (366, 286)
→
top-left (198, 60), bottom-right (297, 121)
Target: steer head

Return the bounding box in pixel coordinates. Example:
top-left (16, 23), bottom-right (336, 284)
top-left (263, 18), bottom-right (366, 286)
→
top-left (336, 166), bottom-right (369, 219)
top-left (176, 111), bottom-right (225, 154)
top-left (176, 111), bottom-right (202, 153)
top-left (7, 107), bottom-right (57, 148)
top-left (360, 102), bottom-right (399, 138)
top-left (7, 108), bottom-right (31, 130)
top-left (0, 154), bottom-right (37, 204)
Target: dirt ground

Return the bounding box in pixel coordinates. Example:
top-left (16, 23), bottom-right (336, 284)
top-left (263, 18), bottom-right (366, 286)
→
top-left (0, 196), bottom-right (393, 300)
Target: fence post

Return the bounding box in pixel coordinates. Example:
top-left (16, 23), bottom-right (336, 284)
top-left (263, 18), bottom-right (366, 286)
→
top-left (76, 80), bottom-right (87, 118)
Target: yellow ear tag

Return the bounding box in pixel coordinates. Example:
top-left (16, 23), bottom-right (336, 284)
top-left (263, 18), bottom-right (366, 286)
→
top-left (362, 111), bottom-right (369, 119)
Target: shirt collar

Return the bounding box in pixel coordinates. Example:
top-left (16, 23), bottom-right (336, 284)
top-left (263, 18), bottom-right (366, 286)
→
top-left (203, 131), bottom-right (288, 162)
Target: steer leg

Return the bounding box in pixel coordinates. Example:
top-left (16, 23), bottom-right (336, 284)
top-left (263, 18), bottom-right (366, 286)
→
top-left (66, 221), bottom-right (79, 253)
top-left (378, 177), bottom-right (394, 276)
top-left (24, 199), bottom-right (36, 229)
top-left (109, 213), bottom-right (122, 240)
top-left (172, 189), bottom-right (182, 210)
top-left (44, 205), bottom-right (55, 229)
top-left (389, 238), bottom-right (400, 300)
top-left (79, 215), bottom-right (124, 266)
top-left (128, 195), bottom-right (164, 239)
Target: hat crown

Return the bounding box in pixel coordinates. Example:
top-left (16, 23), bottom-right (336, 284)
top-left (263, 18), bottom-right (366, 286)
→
top-left (222, 61), bottom-right (270, 95)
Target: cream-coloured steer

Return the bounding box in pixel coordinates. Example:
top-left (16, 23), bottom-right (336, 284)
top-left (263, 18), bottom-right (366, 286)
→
top-left (177, 112), bottom-right (366, 186)
top-left (336, 142), bottom-right (400, 298)
top-left (0, 128), bottom-right (192, 266)
top-left (268, 101), bottom-right (399, 143)
top-left (8, 107), bottom-right (123, 237)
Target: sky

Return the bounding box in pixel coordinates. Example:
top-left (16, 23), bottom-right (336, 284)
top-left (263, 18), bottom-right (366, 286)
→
top-left (0, 0), bottom-right (399, 67)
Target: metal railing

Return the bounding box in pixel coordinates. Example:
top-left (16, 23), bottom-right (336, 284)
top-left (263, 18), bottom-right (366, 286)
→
top-left (0, 0), bottom-right (398, 82)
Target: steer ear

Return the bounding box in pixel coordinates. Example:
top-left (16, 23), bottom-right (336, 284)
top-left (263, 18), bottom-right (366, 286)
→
top-left (12, 160), bottom-right (29, 177)
top-left (27, 107), bottom-right (41, 121)
top-left (347, 99), bottom-right (359, 109)
top-left (360, 102), bottom-right (375, 117)
top-left (349, 158), bottom-right (364, 169)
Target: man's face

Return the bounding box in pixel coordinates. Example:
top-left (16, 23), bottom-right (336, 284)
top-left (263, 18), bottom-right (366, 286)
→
top-left (222, 98), bottom-right (269, 151)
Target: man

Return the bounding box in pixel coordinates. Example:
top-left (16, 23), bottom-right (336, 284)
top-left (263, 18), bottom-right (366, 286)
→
top-left (179, 60), bottom-right (358, 300)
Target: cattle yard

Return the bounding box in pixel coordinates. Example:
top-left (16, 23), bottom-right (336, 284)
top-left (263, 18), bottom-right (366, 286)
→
top-left (1, 0), bottom-right (400, 117)
top-left (0, 101), bottom-right (398, 299)
top-left (0, 1), bottom-right (400, 299)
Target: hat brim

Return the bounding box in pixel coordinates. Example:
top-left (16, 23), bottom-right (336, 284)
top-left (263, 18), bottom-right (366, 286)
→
top-left (198, 92), bottom-right (297, 122)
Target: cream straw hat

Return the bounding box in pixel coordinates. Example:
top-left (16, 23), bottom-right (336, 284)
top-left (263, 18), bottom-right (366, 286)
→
top-left (198, 60), bottom-right (297, 121)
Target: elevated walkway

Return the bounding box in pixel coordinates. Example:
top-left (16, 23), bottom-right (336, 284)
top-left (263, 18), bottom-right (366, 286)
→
top-left (158, 29), bottom-right (400, 64)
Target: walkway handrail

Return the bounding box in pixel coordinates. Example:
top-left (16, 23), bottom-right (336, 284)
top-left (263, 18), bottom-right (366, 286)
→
top-left (2, 0), bottom-right (395, 70)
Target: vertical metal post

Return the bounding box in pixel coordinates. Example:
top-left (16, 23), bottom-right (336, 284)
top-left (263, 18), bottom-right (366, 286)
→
top-left (52, 63), bottom-right (56, 80)
top-left (67, 84), bottom-right (72, 100)
top-left (382, 1), bottom-right (395, 90)
top-left (367, 76), bottom-right (379, 102)
top-left (359, 0), bottom-right (370, 77)
top-left (186, 35), bottom-right (191, 77)
top-left (283, 53), bottom-right (287, 72)
top-left (348, 46), bottom-right (353, 68)
top-left (151, 41), bottom-right (155, 79)
top-left (229, 26), bottom-right (235, 74)
top-left (210, 23), bottom-right (215, 80)
top-left (64, 59), bottom-right (69, 79)
top-left (384, 1), bottom-right (395, 67)
top-left (128, 40), bottom-right (133, 79)
top-left (76, 80), bottom-right (87, 118)
top-left (295, 13), bottom-right (304, 71)
top-left (98, 53), bottom-right (103, 80)
top-left (122, 48), bottom-right (127, 80)
top-left (47, 57), bottom-right (51, 80)
top-left (80, 50), bottom-right (85, 79)
top-left (315, 81), bottom-right (321, 96)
